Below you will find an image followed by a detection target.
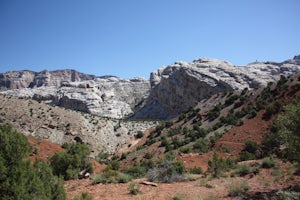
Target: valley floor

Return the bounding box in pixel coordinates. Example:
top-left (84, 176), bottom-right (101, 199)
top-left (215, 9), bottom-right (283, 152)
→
top-left (65, 160), bottom-right (300, 200)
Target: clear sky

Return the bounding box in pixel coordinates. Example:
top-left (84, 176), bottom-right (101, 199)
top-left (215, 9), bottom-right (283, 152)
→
top-left (0, 0), bottom-right (299, 78)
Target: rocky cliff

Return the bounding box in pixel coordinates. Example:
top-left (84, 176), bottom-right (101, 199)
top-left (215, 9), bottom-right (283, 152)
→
top-left (0, 94), bottom-right (156, 156)
top-left (0, 71), bottom-right (150, 119)
top-left (1, 56), bottom-right (300, 120)
top-left (0, 69), bottom-right (96, 90)
top-left (132, 55), bottom-right (300, 119)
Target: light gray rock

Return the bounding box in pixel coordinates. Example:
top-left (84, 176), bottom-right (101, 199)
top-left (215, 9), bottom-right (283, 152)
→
top-left (1, 76), bottom-right (150, 119)
top-left (0, 69), bottom-right (95, 90)
top-left (133, 56), bottom-right (300, 119)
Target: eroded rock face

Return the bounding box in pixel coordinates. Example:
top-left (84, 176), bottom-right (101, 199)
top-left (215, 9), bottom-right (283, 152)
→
top-left (1, 75), bottom-right (150, 119)
top-left (133, 56), bottom-right (300, 119)
top-left (1, 56), bottom-right (300, 120)
top-left (0, 95), bottom-right (156, 156)
top-left (0, 69), bottom-right (96, 90)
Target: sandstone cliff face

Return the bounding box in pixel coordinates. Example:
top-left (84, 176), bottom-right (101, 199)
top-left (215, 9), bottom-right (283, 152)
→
top-left (1, 56), bottom-right (300, 120)
top-left (0, 69), bottom-right (95, 90)
top-left (1, 76), bottom-right (150, 119)
top-left (133, 56), bottom-right (300, 119)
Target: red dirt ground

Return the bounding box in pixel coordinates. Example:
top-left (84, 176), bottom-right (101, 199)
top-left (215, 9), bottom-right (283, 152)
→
top-left (65, 159), bottom-right (300, 200)
top-left (214, 110), bottom-right (273, 156)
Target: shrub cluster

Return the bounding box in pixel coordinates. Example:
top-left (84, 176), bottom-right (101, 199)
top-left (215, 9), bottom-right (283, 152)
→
top-left (50, 142), bottom-right (93, 180)
top-left (147, 159), bottom-right (187, 183)
top-left (0, 124), bottom-right (66, 199)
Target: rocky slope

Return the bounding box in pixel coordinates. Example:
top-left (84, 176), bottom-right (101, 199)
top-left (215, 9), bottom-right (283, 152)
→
top-left (0, 94), bottom-right (156, 156)
top-left (0, 71), bottom-right (150, 119)
top-left (133, 55), bottom-right (300, 119)
top-left (0, 69), bottom-right (96, 90)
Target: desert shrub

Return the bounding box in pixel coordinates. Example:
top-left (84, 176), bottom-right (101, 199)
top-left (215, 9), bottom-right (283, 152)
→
top-left (208, 152), bottom-right (236, 178)
top-left (261, 157), bottom-right (276, 168)
top-left (50, 142), bottom-right (93, 180)
top-left (97, 151), bottom-right (109, 164)
top-left (189, 166), bottom-right (203, 174)
top-left (247, 110), bottom-right (257, 119)
top-left (207, 104), bottom-right (222, 121)
top-left (123, 164), bottom-right (147, 178)
top-left (120, 152), bottom-right (127, 160)
top-left (167, 128), bottom-right (181, 137)
top-left (144, 152), bottom-right (153, 159)
top-left (179, 146), bottom-right (192, 154)
top-left (107, 160), bottom-right (120, 171)
top-left (225, 94), bottom-right (239, 106)
top-left (234, 164), bottom-right (251, 176)
top-left (0, 124), bottom-right (66, 200)
top-left (128, 182), bottom-right (140, 195)
top-left (135, 131), bottom-right (144, 139)
top-left (92, 170), bottom-right (132, 184)
top-left (147, 159), bottom-right (187, 183)
top-left (73, 192), bottom-right (92, 200)
top-left (274, 102), bottom-right (300, 161)
top-left (237, 151), bottom-right (256, 161)
top-left (193, 138), bottom-right (209, 153)
top-left (227, 180), bottom-right (249, 197)
top-left (172, 136), bottom-right (184, 149)
top-left (244, 140), bottom-right (259, 154)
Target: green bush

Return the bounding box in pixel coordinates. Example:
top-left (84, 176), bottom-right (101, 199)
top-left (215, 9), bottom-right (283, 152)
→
top-left (97, 151), bottom-right (109, 164)
top-left (147, 160), bottom-right (187, 183)
top-left (128, 182), bottom-right (140, 195)
top-left (207, 104), bottom-right (222, 121)
top-left (179, 146), bottom-right (192, 154)
top-left (193, 138), bottom-right (209, 153)
top-left (123, 164), bottom-right (147, 178)
top-left (50, 142), bottom-right (93, 180)
top-left (261, 157), bottom-right (276, 169)
top-left (73, 192), bottom-right (92, 200)
top-left (189, 166), bottom-right (203, 174)
top-left (208, 152), bottom-right (236, 178)
top-left (234, 164), bottom-right (251, 176)
top-left (244, 140), bottom-right (259, 154)
top-left (135, 131), bottom-right (144, 139)
top-left (238, 151), bottom-right (256, 161)
top-left (0, 124), bottom-right (66, 200)
top-left (227, 181), bottom-right (249, 197)
top-left (92, 170), bottom-right (132, 184)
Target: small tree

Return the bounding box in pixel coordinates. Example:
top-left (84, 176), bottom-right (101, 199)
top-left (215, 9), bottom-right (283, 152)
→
top-left (51, 142), bottom-right (93, 180)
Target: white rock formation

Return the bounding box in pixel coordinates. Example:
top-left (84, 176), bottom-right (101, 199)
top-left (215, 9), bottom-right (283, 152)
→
top-left (1, 76), bottom-right (150, 119)
top-left (133, 56), bottom-right (300, 119)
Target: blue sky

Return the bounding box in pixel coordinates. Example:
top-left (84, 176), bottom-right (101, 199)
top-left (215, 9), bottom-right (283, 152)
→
top-left (0, 0), bottom-right (299, 78)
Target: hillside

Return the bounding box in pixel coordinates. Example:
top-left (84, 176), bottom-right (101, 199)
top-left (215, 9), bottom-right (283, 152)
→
top-left (0, 94), bottom-right (156, 156)
top-left (1, 56), bottom-right (300, 199)
top-left (64, 74), bottom-right (300, 200)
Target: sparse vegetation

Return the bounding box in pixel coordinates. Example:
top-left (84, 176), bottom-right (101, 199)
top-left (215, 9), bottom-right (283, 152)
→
top-left (147, 159), bottom-right (187, 183)
top-left (73, 192), bottom-right (92, 200)
top-left (227, 180), bottom-right (249, 197)
top-left (128, 182), bottom-right (141, 195)
top-left (261, 157), bottom-right (276, 169)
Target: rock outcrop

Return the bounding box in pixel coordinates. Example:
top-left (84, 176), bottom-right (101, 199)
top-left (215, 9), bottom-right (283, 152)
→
top-left (133, 56), bottom-right (300, 119)
top-left (0, 71), bottom-right (150, 119)
top-left (0, 69), bottom-right (96, 90)
top-left (1, 56), bottom-right (300, 120)
top-left (0, 94), bottom-right (156, 156)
